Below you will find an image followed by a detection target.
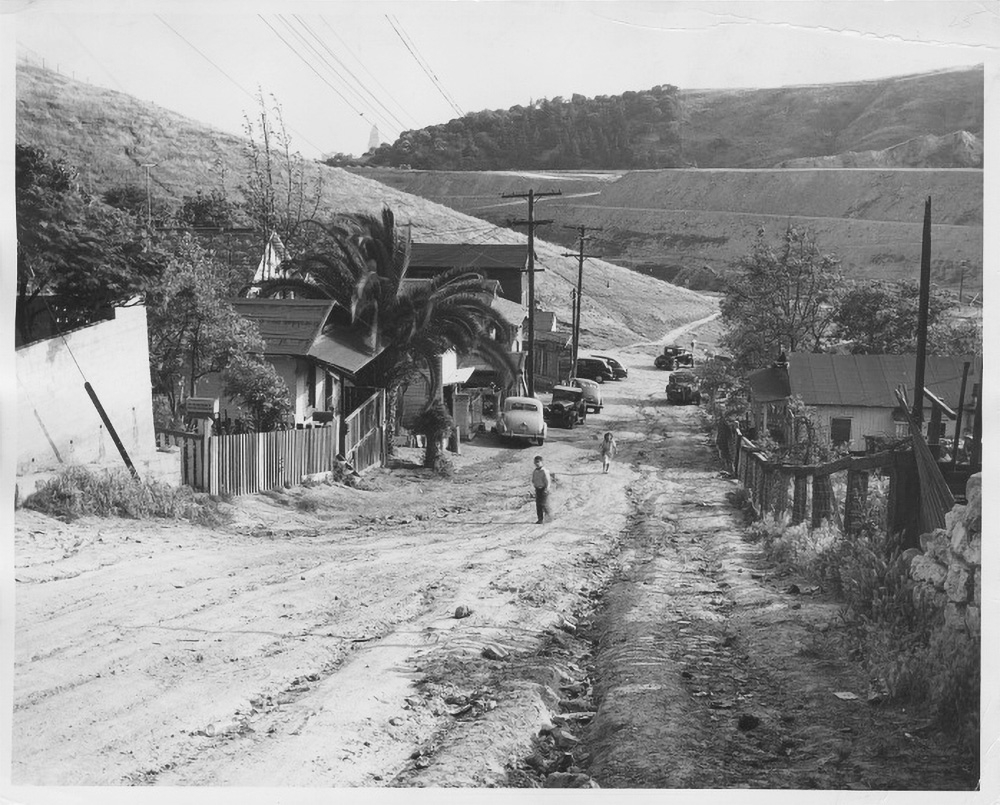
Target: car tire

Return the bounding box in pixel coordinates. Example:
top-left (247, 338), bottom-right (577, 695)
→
top-left (596, 406), bottom-right (603, 414)
top-left (595, 376), bottom-right (604, 384)
top-left (537, 437), bottom-right (545, 446)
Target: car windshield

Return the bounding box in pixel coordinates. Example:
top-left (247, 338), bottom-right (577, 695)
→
top-left (509, 402), bottom-right (538, 412)
top-left (672, 373), bottom-right (695, 383)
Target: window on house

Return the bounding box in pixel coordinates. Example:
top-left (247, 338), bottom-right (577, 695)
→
top-left (830, 417), bottom-right (852, 445)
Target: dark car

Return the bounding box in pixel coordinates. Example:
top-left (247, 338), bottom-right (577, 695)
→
top-left (574, 357), bottom-right (615, 384)
top-left (666, 370), bottom-right (702, 405)
top-left (655, 345), bottom-right (694, 370)
top-left (591, 354), bottom-right (628, 380)
top-left (544, 385), bottom-right (588, 429)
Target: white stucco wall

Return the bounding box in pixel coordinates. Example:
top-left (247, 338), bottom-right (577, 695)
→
top-left (16, 306), bottom-right (157, 475)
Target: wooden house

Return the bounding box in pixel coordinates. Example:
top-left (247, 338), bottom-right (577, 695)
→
top-left (196, 299), bottom-right (384, 428)
top-left (748, 352), bottom-right (979, 453)
top-left (408, 243), bottom-right (527, 304)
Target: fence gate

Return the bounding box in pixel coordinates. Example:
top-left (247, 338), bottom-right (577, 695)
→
top-left (343, 390), bottom-right (386, 474)
top-left (155, 428), bottom-right (206, 490)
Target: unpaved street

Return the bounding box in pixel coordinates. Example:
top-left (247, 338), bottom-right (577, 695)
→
top-left (12, 340), bottom-right (974, 791)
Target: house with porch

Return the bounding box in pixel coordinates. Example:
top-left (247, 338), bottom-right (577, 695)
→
top-left (748, 352), bottom-right (979, 454)
top-left (196, 298), bottom-right (384, 430)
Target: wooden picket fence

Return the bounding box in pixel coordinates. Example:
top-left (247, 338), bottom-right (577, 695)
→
top-left (155, 428), bottom-right (206, 489)
top-left (207, 425), bottom-right (340, 497)
top-left (343, 390), bottom-right (386, 475)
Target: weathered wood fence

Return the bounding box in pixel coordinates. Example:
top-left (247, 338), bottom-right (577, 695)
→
top-left (342, 390), bottom-right (386, 475)
top-left (155, 428), bottom-right (206, 490)
top-left (716, 420), bottom-right (922, 544)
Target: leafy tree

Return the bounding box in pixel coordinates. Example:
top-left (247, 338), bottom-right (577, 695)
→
top-left (222, 355), bottom-right (292, 431)
top-left (832, 280), bottom-right (950, 354)
top-left (176, 188), bottom-right (239, 229)
top-left (102, 184), bottom-right (172, 227)
top-left (15, 144), bottom-right (166, 344)
top-left (254, 207), bottom-right (517, 454)
top-left (411, 401), bottom-right (455, 471)
top-left (146, 235), bottom-right (274, 420)
top-left (720, 227), bottom-right (842, 370)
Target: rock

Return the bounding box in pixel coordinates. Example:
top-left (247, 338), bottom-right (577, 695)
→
top-left (899, 548), bottom-right (922, 570)
top-left (964, 474), bottom-right (982, 532)
top-left (551, 728), bottom-right (581, 749)
top-left (558, 615), bottom-right (578, 634)
top-left (944, 564), bottom-right (971, 603)
top-left (543, 772), bottom-right (599, 788)
top-left (912, 582), bottom-right (947, 612)
top-left (951, 522), bottom-right (981, 565)
top-left (944, 603), bottom-right (968, 632)
top-left (910, 555), bottom-right (947, 588)
top-left (785, 584), bottom-right (800, 595)
top-left (482, 644), bottom-right (509, 661)
top-left (974, 569), bottom-right (981, 607)
top-left (966, 605), bottom-right (981, 636)
top-left (737, 714), bottom-right (760, 731)
top-left (552, 711), bottom-right (596, 726)
top-left (559, 698), bottom-right (593, 713)
top-left (919, 529), bottom-right (950, 563)
top-left (454, 605), bottom-right (473, 619)
top-left (389, 717), bottom-right (404, 726)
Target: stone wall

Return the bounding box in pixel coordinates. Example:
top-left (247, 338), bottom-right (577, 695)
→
top-left (907, 473), bottom-right (981, 636)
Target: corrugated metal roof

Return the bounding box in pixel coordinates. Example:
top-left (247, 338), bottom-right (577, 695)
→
top-left (410, 243), bottom-right (527, 270)
top-left (308, 323), bottom-right (383, 375)
top-left (232, 299), bottom-right (333, 356)
top-left (788, 353), bottom-right (977, 409)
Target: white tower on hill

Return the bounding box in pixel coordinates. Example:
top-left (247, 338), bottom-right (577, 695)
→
top-left (368, 125), bottom-right (380, 153)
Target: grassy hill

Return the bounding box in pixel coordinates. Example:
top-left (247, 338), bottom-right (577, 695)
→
top-left (677, 66), bottom-right (983, 168)
top-left (14, 63), bottom-right (716, 349)
top-left (348, 166), bottom-right (983, 296)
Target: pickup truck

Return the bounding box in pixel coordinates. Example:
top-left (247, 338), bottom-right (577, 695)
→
top-left (544, 385), bottom-right (588, 429)
top-left (655, 345), bottom-right (694, 370)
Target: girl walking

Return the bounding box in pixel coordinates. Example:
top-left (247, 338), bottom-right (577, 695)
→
top-left (599, 431), bottom-right (617, 474)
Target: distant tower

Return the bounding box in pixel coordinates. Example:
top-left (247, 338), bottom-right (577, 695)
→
top-left (368, 125), bottom-right (380, 153)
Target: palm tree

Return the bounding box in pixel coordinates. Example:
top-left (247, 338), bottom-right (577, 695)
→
top-left (253, 207), bottom-right (518, 455)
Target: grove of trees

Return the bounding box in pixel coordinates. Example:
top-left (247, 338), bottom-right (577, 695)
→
top-left (351, 85), bottom-right (684, 170)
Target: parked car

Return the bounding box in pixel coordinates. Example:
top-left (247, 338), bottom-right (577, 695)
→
top-left (666, 370), bottom-right (702, 405)
top-left (569, 377), bottom-right (604, 413)
top-left (655, 345), bottom-right (694, 370)
top-left (591, 354), bottom-right (628, 380)
top-left (496, 395), bottom-right (547, 445)
top-left (574, 356), bottom-right (615, 384)
top-left (544, 385), bottom-right (588, 429)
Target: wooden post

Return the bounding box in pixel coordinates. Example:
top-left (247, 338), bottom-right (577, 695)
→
top-left (844, 469), bottom-right (869, 536)
top-left (792, 474), bottom-right (808, 525)
top-left (812, 474), bottom-right (834, 528)
top-left (928, 405), bottom-right (942, 460)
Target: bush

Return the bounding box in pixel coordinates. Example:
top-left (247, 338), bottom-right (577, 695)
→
top-left (411, 402), bottom-right (454, 470)
top-left (22, 466), bottom-right (231, 524)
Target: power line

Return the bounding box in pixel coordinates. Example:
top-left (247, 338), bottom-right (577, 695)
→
top-left (291, 14), bottom-right (410, 135)
top-left (385, 15), bottom-right (464, 118)
top-left (155, 15), bottom-right (326, 156)
top-left (318, 15), bottom-right (421, 130)
top-left (273, 16), bottom-right (399, 138)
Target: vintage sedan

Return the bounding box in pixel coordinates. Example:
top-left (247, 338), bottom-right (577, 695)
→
top-left (591, 354), bottom-right (628, 380)
top-left (496, 396), bottom-right (547, 445)
top-left (569, 377), bottom-right (604, 413)
top-left (666, 370), bottom-right (702, 405)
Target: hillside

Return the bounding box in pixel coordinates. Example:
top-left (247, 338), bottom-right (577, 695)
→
top-left (14, 63), bottom-right (716, 349)
top-left (356, 66), bottom-right (983, 170)
top-left (348, 166), bottom-right (983, 295)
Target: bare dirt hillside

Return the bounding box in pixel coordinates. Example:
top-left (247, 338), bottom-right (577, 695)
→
top-left (350, 166), bottom-right (983, 295)
top-left (14, 64), bottom-right (715, 347)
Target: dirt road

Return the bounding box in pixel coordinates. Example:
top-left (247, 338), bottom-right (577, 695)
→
top-left (12, 343), bottom-right (975, 791)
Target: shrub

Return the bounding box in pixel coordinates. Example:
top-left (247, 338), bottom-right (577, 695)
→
top-left (411, 402), bottom-right (455, 470)
top-left (22, 466), bottom-right (231, 524)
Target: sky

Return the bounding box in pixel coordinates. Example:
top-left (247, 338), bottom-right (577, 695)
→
top-left (8, 0), bottom-right (998, 159)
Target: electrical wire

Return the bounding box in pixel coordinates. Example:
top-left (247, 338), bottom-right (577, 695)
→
top-left (385, 15), bottom-right (464, 118)
top-left (155, 15), bottom-right (326, 156)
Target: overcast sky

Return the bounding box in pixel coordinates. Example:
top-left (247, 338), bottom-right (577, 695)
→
top-left (10, 0), bottom-right (996, 159)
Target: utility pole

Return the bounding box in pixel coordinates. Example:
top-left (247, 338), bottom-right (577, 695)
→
top-left (561, 225), bottom-right (602, 374)
top-left (140, 162), bottom-right (158, 229)
top-left (912, 196), bottom-right (932, 427)
top-left (504, 189), bottom-right (561, 397)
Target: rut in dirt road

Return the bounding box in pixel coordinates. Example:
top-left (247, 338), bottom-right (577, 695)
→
top-left (575, 394), bottom-right (975, 790)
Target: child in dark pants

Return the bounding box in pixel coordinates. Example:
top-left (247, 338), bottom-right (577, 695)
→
top-left (531, 455), bottom-right (551, 523)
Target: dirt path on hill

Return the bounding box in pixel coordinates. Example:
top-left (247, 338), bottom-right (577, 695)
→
top-left (12, 346), bottom-right (975, 792)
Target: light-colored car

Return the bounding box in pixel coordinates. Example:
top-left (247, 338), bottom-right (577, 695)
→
top-left (569, 377), bottom-right (603, 413)
top-left (496, 396), bottom-right (547, 445)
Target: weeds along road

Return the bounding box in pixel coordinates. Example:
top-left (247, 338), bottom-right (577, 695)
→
top-left (13, 347), bottom-right (975, 791)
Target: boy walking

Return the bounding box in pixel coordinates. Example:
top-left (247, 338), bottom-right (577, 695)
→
top-left (531, 455), bottom-right (552, 523)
